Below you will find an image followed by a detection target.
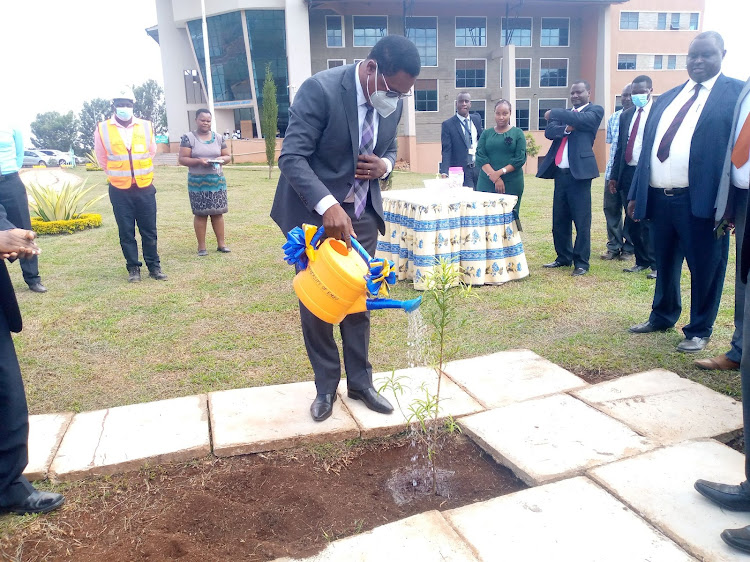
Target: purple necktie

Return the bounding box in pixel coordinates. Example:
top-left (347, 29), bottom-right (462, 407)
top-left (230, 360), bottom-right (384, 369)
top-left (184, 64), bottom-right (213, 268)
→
top-left (656, 84), bottom-right (701, 163)
top-left (624, 108), bottom-right (643, 164)
top-left (354, 105), bottom-right (374, 218)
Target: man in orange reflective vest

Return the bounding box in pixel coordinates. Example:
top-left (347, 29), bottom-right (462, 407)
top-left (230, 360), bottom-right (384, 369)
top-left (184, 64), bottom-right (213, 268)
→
top-left (94, 86), bottom-right (167, 282)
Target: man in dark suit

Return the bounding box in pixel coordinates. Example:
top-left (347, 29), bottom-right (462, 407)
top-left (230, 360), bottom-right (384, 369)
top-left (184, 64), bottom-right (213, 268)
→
top-left (440, 92), bottom-right (484, 188)
top-left (537, 80), bottom-right (605, 276)
top-left (270, 35), bottom-right (421, 422)
top-left (692, 77), bottom-right (750, 555)
top-left (609, 75), bottom-right (657, 278)
top-left (0, 203), bottom-right (64, 515)
top-left (627, 31), bottom-right (744, 353)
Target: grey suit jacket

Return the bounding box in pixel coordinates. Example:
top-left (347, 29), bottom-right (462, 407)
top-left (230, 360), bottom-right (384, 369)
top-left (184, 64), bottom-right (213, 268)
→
top-left (715, 77), bottom-right (750, 222)
top-left (270, 64), bottom-right (401, 236)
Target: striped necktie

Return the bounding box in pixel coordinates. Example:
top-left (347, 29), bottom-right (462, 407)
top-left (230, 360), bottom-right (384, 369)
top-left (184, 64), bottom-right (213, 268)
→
top-left (354, 105), bottom-right (374, 218)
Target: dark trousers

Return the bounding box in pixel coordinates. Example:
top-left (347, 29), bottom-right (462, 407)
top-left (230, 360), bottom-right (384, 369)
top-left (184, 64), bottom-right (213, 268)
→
top-left (0, 173), bottom-right (40, 285)
top-left (648, 188), bottom-right (730, 338)
top-left (729, 188), bottom-right (748, 363)
top-left (620, 165), bottom-right (655, 269)
top-left (299, 203), bottom-right (379, 395)
top-left (108, 184), bottom-right (160, 271)
top-left (603, 179), bottom-right (634, 254)
top-left (740, 273), bottom-right (750, 482)
top-left (552, 169), bottom-right (592, 270)
top-left (463, 163), bottom-right (479, 189)
top-left (0, 311), bottom-right (34, 507)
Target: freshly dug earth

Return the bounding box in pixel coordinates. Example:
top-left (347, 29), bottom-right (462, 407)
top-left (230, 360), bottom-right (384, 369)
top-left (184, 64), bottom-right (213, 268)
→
top-left (1, 433), bottom-right (525, 561)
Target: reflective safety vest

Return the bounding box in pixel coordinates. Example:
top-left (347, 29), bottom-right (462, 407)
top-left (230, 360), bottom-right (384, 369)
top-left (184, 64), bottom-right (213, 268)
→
top-left (98, 119), bottom-right (154, 189)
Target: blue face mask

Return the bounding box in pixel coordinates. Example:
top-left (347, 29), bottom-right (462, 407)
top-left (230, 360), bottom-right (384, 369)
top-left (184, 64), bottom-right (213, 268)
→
top-left (631, 94), bottom-right (649, 108)
top-left (115, 106), bottom-right (133, 121)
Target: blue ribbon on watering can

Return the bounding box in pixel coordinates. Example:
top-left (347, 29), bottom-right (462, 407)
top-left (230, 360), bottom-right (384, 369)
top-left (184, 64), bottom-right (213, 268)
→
top-left (283, 225), bottom-right (326, 269)
top-left (365, 258), bottom-right (397, 298)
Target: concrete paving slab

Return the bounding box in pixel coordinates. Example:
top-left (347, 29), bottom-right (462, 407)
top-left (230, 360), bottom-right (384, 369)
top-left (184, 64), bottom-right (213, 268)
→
top-left (573, 369), bottom-right (742, 445)
top-left (347, 367), bottom-right (484, 438)
top-left (443, 349), bottom-right (588, 409)
top-left (49, 395), bottom-right (210, 481)
top-left (209, 382), bottom-right (359, 457)
top-left (590, 440), bottom-right (749, 561)
top-left (275, 510), bottom-right (478, 562)
top-left (24, 412), bottom-right (73, 481)
top-left (460, 393), bottom-right (655, 485)
top-left (445, 476), bottom-right (693, 561)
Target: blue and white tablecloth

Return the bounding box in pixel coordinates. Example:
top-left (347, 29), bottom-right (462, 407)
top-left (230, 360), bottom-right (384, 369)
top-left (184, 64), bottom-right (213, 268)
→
top-left (376, 187), bottom-right (528, 290)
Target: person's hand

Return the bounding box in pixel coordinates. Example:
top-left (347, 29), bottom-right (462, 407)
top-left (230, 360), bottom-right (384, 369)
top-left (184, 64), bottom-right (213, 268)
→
top-left (322, 204), bottom-right (356, 250)
top-left (608, 180), bottom-right (618, 194)
top-left (440, 173), bottom-right (448, 178)
top-left (0, 229), bottom-right (40, 260)
top-left (494, 177), bottom-right (505, 194)
top-left (488, 170), bottom-right (501, 183)
top-left (565, 125), bottom-right (575, 133)
top-left (356, 154), bottom-right (387, 181)
top-left (627, 200), bottom-right (639, 222)
top-left (199, 158), bottom-right (211, 167)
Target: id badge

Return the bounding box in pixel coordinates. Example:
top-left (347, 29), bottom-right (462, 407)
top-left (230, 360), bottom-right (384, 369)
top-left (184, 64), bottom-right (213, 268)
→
top-left (134, 144), bottom-right (146, 153)
top-left (468, 147), bottom-right (476, 156)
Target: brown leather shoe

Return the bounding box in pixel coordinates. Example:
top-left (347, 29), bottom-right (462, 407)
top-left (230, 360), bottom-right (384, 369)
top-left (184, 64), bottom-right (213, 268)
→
top-left (694, 354), bottom-right (740, 371)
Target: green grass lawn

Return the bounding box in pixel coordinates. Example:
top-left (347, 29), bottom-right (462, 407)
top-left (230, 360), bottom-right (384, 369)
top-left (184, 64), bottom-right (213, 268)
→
top-left (10, 165), bottom-right (741, 415)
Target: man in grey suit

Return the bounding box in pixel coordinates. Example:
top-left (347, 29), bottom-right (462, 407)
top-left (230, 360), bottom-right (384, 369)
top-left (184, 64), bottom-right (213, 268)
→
top-left (693, 75), bottom-right (750, 554)
top-left (270, 35), bottom-right (421, 422)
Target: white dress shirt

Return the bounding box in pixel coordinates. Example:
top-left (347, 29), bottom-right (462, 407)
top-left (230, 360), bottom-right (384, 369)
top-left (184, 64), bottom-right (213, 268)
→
top-left (456, 113), bottom-right (478, 163)
top-left (650, 73), bottom-right (720, 188)
top-left (731, 89), bottom-right (750, 189)
top-left (316, 62), bottom-right (393, 214)
top-left (626, 99), bottom-right (653, 166)
top-left (557, 103), bottom-right (587, 169)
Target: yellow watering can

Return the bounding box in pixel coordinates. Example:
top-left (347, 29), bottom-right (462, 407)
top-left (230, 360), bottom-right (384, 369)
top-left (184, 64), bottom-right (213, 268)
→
top-left (283, 224), bottom-right (422, 324)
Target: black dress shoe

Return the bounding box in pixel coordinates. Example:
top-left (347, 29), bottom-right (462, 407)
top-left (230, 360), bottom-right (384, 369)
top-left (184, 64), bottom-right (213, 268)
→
top-left (0, 490), bottom-right (64, 515)
top-left (628, 321), bottom-right (669, 334)
top-left (676, 336), bottom-right (710, 353)
top-left (543, 260), bottom-right (570, 268)
top-left (311, 393), bottom-right (336, 422)
top-left (722, 526), bottom-right (750, 553)
top-left (571, 267), bottom-right (587, 277)
top-left (348, 387), bottom-right (393, 414)
top-left (623, 265), bottom-right (648, 273)
top-left (646, 270), bottom-right (657, 279)
top-left (28, 282), bottom-right (47, 293)
top-left (695, 479), bottom-right (750, 511)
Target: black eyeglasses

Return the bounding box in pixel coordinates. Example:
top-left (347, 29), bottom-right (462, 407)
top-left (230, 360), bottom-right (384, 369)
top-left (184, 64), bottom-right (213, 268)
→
top-left (382, 74), bottom-right (412, 99)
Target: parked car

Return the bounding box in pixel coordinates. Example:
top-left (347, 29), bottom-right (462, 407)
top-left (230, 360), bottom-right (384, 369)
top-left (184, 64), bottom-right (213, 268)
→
top-left (23, 150), bottom-right (48, 168)
top-left (39, 149), bottom-right (73, 166)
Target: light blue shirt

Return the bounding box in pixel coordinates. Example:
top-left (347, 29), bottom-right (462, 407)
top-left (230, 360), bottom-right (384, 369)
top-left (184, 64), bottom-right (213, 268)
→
top-left (604, 109), bottom-right (622, 181)
top-left (0, 127), bottom-right (24, 175)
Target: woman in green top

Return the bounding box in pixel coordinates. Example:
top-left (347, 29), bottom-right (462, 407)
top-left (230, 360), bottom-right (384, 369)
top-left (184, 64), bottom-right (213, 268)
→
top-left (475, 99), bottom-right (527, 216)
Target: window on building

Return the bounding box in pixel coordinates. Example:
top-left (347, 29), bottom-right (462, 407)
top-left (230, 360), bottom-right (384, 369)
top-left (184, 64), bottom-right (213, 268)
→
top-left (406, 17), bottom-right (437, 67)
top-left (184, 69), bottom-right (206, 104)
top-left (620, 12), bottom-right (639, 30)
top-left (516, 59), bottom-right (531, 87)
top-left (614, 95), bottom-right (623, 112)
top-left (653, 55), bottom-right (663, 70)
top-left (617, 54), bottom-right (637, 70)
top-left (538, 99), bottom-right (567, 130)
top-left (668, 55), bottom-right (677, 69)
top-left (540, 18), bottom-right (569, 46)
top-left (670, 13), bottom-right (680, 30)
top-left (456, 59), bottom-right (486, 88)
top-left (540, 59), bottom-right (567, 87)
top-left (472, 100), bottom-right (486, 129)
top-left (326, 15), bottom-right (343, 47)
top-left (414, 79), bottom-right (438, 112)
top-left (456, 16), bottom-right (486, 47)
top-left (689, 13), bottom-right (699, 30)
top-left (501, 17), bottom-right (532, 46)
top-left (327, 59), bottom-right (345, 69)
top-left (353, 16), bottom-right (387, 47)
top-left (657, 13), bottom-right (667, 30)
top-left (515, 99), bottom-right (530, 131)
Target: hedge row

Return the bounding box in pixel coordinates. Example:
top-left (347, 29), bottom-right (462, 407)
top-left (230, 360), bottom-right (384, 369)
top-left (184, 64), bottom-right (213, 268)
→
top-left (31, 214), bottom-right (103, 235)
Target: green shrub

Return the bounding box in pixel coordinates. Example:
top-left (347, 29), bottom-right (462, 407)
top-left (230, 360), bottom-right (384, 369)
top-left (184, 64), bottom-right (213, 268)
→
top-left (31, 213), bottom-right (102, 235)
top-left (26, 179), bottom-right (105, 222)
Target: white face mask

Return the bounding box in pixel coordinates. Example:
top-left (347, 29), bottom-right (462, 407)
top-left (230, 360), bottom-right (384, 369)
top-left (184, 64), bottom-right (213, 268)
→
top-left (115, 106), bottom-right (133, 121)
top-left (366, 63), bottom-right (399, 119)
top-left (631, 93), bottom-right (649, 108)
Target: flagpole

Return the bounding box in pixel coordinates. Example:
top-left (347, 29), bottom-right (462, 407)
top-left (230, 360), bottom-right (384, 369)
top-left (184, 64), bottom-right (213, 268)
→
top-left (200, 0), bottom-right (215, 130)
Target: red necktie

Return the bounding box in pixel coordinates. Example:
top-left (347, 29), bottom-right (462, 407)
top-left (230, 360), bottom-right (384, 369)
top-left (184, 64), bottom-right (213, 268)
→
top-left (732, 112), bottom-right (750, 169)
top-left (657, 84), bottom-right (701, 163)
top-left (624, 108), bottom-right (643, 164)
top-left (554, 108), bottom-right (578, 166)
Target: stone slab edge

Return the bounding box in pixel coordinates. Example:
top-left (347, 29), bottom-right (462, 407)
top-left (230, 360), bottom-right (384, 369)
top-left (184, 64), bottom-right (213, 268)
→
top-left (25, 412), bottom-right (75, 481)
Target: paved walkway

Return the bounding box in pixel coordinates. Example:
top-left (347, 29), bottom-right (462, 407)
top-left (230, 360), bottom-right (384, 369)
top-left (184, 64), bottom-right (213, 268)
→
top-left (25, 350), bottom-right (746, 561)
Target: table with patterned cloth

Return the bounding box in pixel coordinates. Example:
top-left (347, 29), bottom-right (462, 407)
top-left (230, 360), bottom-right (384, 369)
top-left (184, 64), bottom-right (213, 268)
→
top-left (375, 187), bottom-right (528, 290)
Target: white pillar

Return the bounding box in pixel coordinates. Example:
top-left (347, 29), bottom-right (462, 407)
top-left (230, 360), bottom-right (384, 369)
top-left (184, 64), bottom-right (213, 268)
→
top-left (501, 44), bottom-right (517, 125)
top-left (284, 0), bottom-right (312, 104)
top-left (597, 5), bottom-right (612, 120)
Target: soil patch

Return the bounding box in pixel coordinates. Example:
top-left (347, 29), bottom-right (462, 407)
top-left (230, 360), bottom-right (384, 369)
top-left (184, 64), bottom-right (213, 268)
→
top-left (1, 433), bottom-right (525, 561)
